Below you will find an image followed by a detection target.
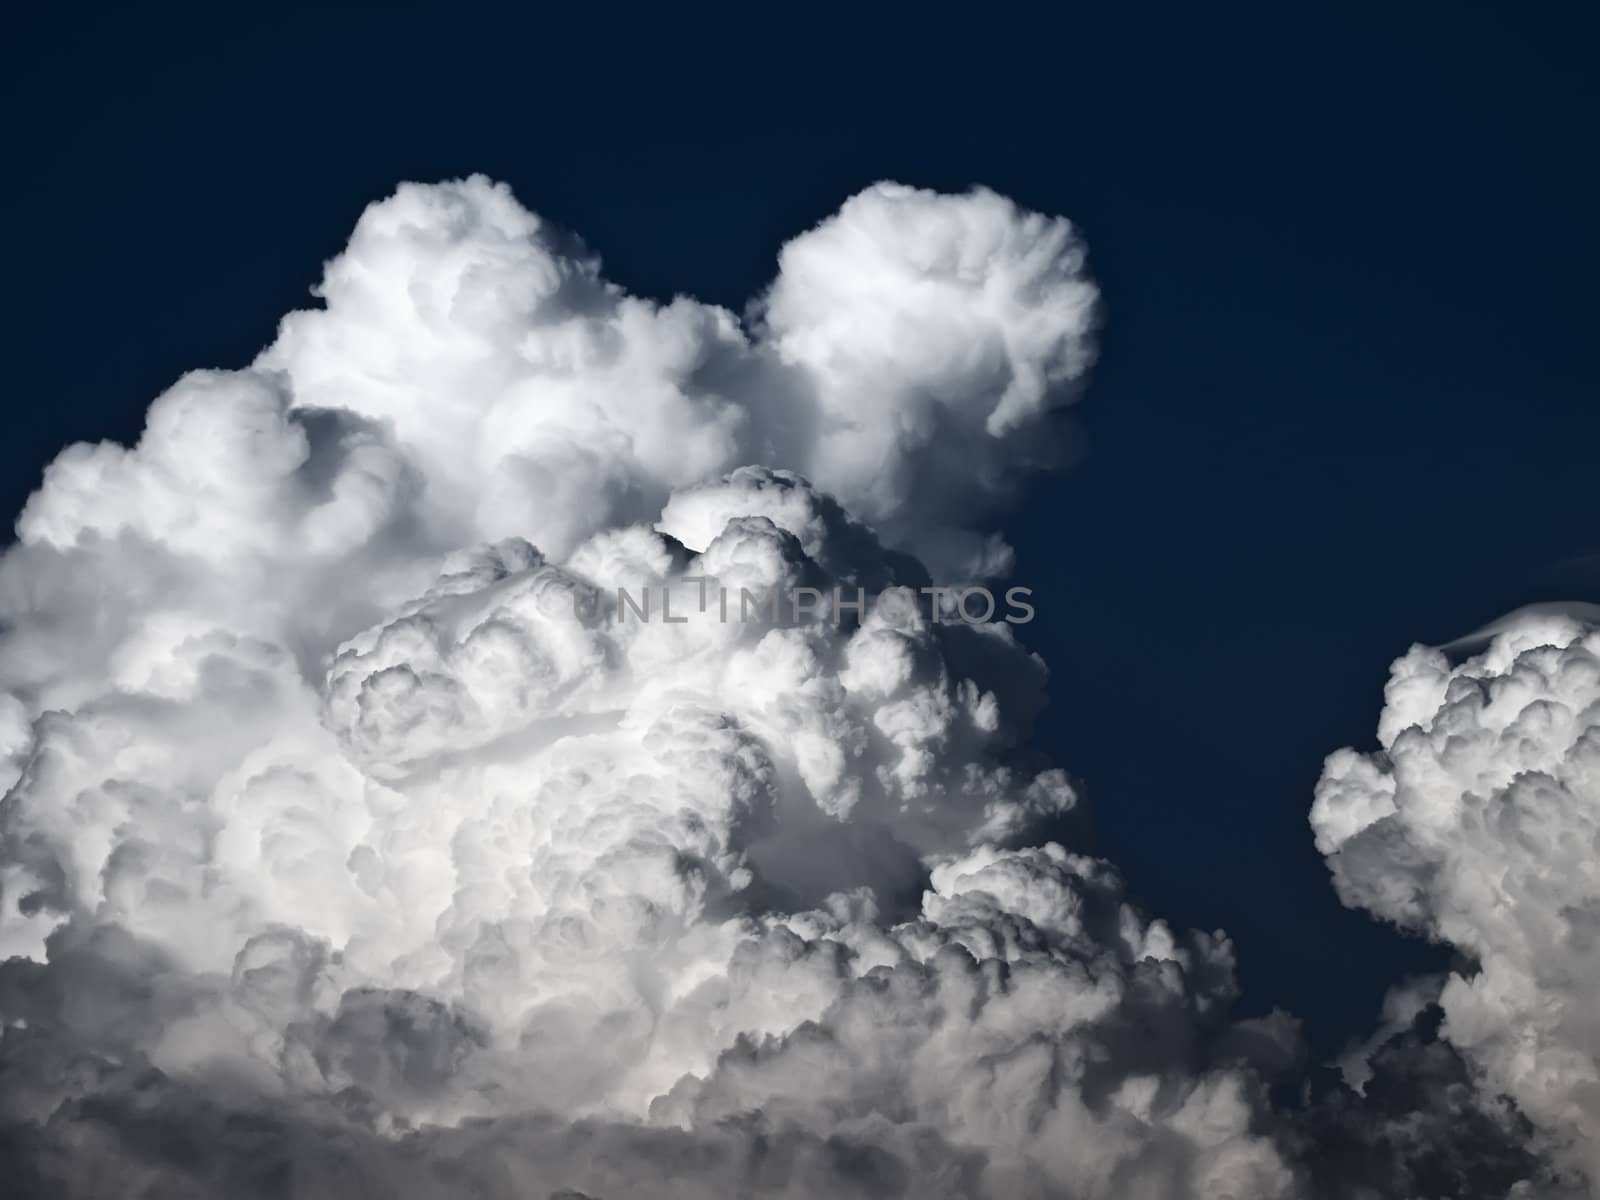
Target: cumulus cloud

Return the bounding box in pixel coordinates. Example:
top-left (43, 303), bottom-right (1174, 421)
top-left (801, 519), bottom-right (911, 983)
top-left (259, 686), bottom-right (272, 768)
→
top-left (0, 173), bottom-right (1569, 1198)
top-left (1313, 608), bottom-right (1600, 1192)
top-left (0, 175), bottom-right (1301, 1199)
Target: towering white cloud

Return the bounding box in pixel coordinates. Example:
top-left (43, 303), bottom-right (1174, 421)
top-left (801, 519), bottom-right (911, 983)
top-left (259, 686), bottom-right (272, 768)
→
top-left (1, 173), bottom-right (1562, 1199)
top-left (1313, 608), bottom-right (1600, 1192)
top-left (0, 176), bottom-right (1310, 1199)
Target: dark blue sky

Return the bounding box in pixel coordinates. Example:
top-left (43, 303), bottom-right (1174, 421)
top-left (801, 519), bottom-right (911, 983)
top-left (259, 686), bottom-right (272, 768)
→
top-left (4, 2), bottom-right (1596, 1054)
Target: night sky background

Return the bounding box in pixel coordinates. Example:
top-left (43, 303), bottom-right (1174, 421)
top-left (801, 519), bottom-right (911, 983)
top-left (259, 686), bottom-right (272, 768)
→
top-left (4, 1), bottom-right (1596, 1057)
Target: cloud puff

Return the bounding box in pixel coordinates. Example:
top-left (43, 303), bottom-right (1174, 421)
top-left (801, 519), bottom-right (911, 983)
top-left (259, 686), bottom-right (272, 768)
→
top-left (1313, 609), bottom-right (1600, 1191)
